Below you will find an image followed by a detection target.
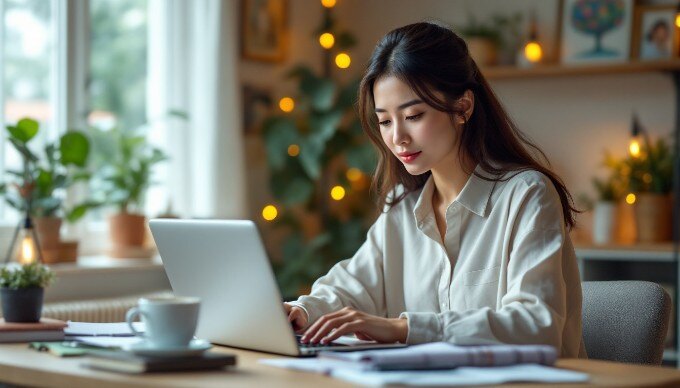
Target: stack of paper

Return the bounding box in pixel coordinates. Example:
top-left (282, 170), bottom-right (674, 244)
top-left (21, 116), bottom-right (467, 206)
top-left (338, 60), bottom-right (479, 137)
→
top-left (65, 321), bottom-right (145, 349)
top-left (260, 343), bottom-right (589, 386)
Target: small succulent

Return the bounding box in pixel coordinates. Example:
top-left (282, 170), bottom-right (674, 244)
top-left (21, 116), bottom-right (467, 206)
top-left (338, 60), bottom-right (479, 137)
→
top-left (0, 262), bottom-right (55, 289)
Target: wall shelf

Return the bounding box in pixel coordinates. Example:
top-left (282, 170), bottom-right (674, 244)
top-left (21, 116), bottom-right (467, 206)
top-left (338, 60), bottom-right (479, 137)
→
top-left (482, 59), bottom-right (680, 80)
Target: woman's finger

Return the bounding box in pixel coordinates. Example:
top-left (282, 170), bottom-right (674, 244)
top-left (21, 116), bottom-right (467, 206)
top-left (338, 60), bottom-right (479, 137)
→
top-left (308, 313), bottom-right (355, 343)
top-left (321, 321), bottom-right (363, 344)
top-left (301, 309), bottom-right (349, 342)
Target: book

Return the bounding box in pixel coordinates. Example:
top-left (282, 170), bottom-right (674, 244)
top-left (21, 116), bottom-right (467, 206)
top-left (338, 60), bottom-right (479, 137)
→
top-left (318, 342), bottom-right (557, 371)
top-left (0, 318), bottom-right (67, 343)
top-left (82, 351), bottom-right (237, 374)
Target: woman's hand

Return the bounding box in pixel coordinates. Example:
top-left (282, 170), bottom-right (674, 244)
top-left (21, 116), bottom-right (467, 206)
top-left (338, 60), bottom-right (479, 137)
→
top-left (283, 303), bottom-right (308, 332)
top-left (301, 307), bottom-right (408, 344)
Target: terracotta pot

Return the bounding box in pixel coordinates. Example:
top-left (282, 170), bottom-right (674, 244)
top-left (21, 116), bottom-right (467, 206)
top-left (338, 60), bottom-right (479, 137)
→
top-left (615, 199), bottom-right (637, 245)
top-left (33, 217), bottom-right (62, 249)
top-left (466, 37), bottom-right (498, 67)
top-left (42, 241), bottom-right (78, 264)
top-left (109, 213), bottom-right (147, 248)
top-left (634, 193), bottom-right (672, 243)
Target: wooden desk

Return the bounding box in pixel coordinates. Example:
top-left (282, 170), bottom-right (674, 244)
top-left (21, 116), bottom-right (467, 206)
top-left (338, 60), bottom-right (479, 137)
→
top-left (2, 343), bottom-right (680, 387)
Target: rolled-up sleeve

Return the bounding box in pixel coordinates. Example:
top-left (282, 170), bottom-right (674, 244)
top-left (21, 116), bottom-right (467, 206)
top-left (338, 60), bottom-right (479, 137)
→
top-left (289, 214), bottom-right (387, 325)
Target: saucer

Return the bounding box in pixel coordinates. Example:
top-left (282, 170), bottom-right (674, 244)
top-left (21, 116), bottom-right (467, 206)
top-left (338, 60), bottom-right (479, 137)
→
top-left (124, 339), bottom-right (212, 357)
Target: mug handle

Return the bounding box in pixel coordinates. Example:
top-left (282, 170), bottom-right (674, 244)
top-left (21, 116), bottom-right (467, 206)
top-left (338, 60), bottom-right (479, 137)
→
top-left (125, 307), bottom-right (147, 338)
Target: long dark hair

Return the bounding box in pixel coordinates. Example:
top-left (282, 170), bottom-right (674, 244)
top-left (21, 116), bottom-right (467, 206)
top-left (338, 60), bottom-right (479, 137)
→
top-left (358, 22), bottom-right (578, 229)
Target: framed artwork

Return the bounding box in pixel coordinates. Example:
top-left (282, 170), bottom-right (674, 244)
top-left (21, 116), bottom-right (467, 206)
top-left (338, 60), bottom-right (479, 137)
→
top-left (242, 84), bottom-right (273, 135)
top-left (241, 0), bottom-right (288, 62)
top-left (559, 0), bottom-right (634, 65)
top-left (632, 5), bottom-right (678, 61)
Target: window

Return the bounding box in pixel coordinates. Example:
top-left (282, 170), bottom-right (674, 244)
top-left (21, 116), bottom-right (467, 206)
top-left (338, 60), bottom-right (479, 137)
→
top-left (0, 0), bottom-right (164, 255)
top-left (88, 0), bottom-right (147, 131)
top-left (0, 0), bottom-right (56, 223)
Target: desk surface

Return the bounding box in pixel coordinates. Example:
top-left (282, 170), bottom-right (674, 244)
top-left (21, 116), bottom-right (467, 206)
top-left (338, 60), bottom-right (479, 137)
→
top-left (2, 343), bottom-right (680, 388)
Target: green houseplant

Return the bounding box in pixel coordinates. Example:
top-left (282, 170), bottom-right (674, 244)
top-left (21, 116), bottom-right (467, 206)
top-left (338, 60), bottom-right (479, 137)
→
top-left (0, 262), bottom-right (55, 322)
top-left (625, 136), bottom-right (674, 242)
top-left (261, 3), bottom-right (376, 297)
top-left (87, 125), bottom-right (167, 258)
top-left (0, 118), bottom-right (92, 263)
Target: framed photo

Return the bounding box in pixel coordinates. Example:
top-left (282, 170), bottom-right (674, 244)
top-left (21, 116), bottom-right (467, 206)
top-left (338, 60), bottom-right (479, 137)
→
top-left (559, 0), bottom-right (635, 65)
top-left (241, 0), bottom-right (288, 62)
top-left (632, 5), bottom-right (678, 61)
top-left (242, 84), bottom-right (273, 135)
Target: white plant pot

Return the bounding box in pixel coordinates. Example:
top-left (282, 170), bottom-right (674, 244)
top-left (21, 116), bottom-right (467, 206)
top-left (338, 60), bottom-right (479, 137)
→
top-left (592, 201), bottom-right (616, 245)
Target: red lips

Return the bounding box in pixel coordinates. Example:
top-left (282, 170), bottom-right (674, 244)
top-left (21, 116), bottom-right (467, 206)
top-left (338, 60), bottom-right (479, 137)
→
top-left (397, 151), bottom-right (421, 163)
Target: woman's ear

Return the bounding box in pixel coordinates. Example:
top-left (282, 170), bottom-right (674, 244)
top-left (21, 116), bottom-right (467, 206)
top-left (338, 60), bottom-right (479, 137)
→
top-left (457, 89), bottom-right (474, 123)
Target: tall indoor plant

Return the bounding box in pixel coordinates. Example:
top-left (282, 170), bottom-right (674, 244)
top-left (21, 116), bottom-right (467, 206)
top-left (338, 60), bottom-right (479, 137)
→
top-left (88, 125), bottom-right (167, 258)
top-left (0, 118), bottom-right (92, 263)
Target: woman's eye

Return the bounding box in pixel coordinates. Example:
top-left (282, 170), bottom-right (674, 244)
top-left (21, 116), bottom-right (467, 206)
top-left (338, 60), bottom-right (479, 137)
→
top-left (378, 119), bottom-right (391, 126)
top-left (406, 113), bottom-right (424, 121)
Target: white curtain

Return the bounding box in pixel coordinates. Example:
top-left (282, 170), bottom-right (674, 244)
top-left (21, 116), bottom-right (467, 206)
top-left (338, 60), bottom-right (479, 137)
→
top-left (147, 0), bottom-right (247, 219)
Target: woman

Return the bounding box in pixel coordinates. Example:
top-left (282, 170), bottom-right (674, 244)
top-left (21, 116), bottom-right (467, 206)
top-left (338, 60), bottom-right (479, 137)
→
top-left (283, 22), bottom-right (586, 358)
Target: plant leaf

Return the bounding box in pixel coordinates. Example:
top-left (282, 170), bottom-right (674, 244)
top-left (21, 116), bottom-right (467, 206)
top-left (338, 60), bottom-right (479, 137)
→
top-left (60, 132), bottom-right (90, 167)
top-left (8, 118), bottom-right (39, 143)
top-left (263, 117), bottom-right (299, 170)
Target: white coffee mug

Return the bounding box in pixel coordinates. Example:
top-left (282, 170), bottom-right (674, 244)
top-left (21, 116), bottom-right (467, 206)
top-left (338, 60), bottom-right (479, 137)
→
top-left (126, 296), bottom-right (200, 348)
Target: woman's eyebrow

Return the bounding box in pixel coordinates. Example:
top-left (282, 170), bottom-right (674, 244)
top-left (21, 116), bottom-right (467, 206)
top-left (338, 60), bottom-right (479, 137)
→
top-left (375, 99), bottom-right (424, 113)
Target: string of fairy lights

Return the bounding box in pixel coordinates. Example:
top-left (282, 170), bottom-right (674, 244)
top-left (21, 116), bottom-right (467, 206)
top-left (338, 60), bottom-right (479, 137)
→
top-left (261, 0), bottom-right (360, 222)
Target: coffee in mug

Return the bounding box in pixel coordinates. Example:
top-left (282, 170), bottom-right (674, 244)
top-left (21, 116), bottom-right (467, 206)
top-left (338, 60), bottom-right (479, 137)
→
top-left (126, 296), bottom-right (200, 348)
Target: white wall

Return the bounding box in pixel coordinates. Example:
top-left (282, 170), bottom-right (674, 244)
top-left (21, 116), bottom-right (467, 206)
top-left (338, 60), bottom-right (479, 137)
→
top-left (240, 0), bottom-right (676, 236)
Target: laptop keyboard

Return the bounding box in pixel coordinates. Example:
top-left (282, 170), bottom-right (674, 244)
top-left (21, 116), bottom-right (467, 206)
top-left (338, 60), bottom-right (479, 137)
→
top-left (296, 334), bottom-right (347, 349)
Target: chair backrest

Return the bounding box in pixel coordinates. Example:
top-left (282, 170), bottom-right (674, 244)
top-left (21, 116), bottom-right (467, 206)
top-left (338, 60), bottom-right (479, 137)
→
top-left (582, 281), bottom-right (671, 364)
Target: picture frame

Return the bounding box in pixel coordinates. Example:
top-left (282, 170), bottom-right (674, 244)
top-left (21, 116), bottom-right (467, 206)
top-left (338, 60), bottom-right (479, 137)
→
top-left (631, 5), bottom-right (678, 61)
top-left (241, 0), bottom-right (288, 62)
top-left (242, 84), bottom-right (273, 135)
top-left (559, 0), bottom-right (635, 65)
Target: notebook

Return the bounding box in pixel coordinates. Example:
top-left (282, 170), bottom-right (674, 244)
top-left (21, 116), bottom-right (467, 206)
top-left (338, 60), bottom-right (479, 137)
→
top-left (82, 350), bottom-right (237, 374)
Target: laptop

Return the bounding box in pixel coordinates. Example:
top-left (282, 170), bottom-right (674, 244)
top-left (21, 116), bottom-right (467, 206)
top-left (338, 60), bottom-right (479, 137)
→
top-left (148, 219), bottom-right (406, 356)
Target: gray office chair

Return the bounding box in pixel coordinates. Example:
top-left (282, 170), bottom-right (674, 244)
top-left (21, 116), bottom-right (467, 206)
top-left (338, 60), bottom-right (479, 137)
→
top-left (581, 281), bottom-right (671, 364)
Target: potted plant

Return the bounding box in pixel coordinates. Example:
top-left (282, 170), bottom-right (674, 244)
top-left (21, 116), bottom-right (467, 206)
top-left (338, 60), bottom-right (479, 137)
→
top-left (457, 16), bottom-right (502, 66)
top-left (87, 125), bottom-right (167, 258)
top-left (0, 262), bottom-right (55, 322)
top-left (626, 137), bottom-right (674, 243)
top-left (0, 118), bottom-right (93, 263)
top-left (590, 174), bottom-right (622, 245)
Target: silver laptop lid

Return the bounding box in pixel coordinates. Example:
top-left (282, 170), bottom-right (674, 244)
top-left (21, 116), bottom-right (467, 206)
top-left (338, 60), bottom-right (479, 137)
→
top-left (149, 219), bottom-right (300, 356)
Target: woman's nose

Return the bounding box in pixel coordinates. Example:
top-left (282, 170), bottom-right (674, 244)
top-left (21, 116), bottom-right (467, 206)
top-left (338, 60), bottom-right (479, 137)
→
top-left (392, 121), bottom-right (410, 145)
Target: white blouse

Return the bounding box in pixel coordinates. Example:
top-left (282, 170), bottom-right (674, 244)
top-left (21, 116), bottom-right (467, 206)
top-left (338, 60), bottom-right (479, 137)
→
top-left (290, 166), bottom-right (587, 358)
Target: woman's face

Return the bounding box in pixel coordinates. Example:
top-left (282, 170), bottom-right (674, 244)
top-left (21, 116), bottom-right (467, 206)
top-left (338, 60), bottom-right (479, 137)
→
top-left (373, 75), bottom-right (464, 176)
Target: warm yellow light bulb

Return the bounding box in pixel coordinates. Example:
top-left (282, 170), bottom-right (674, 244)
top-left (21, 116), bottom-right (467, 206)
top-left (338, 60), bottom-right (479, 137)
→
top-left (319, 33), bottom-right (335, 49)
top-left (262, 205), bottom-right (278, 221)
top-left (20, 235), bottom-right (36, 264)
top-left (524, 42), bottom-right (543, 63)
top-left (676, 13), bottom-right (680, 28)
top-left (335, 53), bottom-right (351, 69)
top-left (279, 97), bottom-right (295, 113)
top-left (330, 186), bottom-right (346, 201)
top-left (321, 0), bottom-right (336, 8)
top-left (625, 193), bottom-right (636, 205)
top-left (287, 144), bottom-right (300, 157)
top-left (346, 168), bottom-right (362, 182)
top-left (629, 138), bottom-right (641, 158)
